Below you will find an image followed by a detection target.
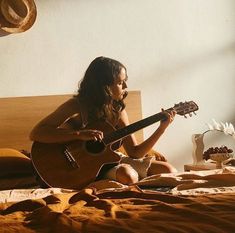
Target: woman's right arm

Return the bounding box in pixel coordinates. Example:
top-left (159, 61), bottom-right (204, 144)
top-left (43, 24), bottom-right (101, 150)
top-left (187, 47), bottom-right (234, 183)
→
top-left (29, 98), bottom-right (103, 143)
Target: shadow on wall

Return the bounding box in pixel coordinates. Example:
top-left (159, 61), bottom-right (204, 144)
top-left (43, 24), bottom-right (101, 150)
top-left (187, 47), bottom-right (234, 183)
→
top-left (152, 41), bottom-right (235, 83)
top-left (145, 41), bottom-right (235, 168)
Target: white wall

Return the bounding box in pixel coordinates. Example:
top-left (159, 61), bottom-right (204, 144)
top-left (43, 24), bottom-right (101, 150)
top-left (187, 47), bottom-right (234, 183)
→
top-left (1, 0), bottom-right (235, 171)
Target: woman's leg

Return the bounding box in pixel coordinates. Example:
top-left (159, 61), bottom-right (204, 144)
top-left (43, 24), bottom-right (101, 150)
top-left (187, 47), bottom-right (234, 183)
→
top-left (116, 164), bottom-right (139, 184)
top-left (147, 160), bottom-right (177, 176)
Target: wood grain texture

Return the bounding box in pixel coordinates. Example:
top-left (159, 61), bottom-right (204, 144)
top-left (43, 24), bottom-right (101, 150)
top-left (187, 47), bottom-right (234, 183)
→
top-left (0, 91), bottom-right (143, 151)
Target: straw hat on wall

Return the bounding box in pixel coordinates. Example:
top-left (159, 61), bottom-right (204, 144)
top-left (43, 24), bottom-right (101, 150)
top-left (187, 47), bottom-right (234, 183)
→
top-left (0, 0), bottom-right (37, 33)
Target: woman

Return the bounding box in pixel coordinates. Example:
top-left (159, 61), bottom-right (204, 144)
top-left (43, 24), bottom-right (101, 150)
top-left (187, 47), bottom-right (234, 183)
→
top-left (30, 56), bottom-right (177, 185)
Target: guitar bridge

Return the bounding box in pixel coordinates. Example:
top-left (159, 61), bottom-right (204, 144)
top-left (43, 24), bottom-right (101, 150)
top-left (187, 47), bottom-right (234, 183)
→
top-left (64, 147), bottom-right (80, 169)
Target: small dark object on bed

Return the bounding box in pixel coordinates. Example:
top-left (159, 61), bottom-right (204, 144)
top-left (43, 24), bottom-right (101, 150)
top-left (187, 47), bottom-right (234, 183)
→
top-left (138, 185), bottom-right (172, 192)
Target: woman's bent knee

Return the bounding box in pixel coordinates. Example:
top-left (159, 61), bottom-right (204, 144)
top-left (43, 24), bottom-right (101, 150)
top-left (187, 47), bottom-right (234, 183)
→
top-left (147, 161), bottom-right (177, 176)
top-left (116, 164), bottom-right (139, 185)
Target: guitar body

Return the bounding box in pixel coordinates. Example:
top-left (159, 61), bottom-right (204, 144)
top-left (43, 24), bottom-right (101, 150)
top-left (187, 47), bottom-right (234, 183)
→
top-left (31, 121), bottom-right (121, 189)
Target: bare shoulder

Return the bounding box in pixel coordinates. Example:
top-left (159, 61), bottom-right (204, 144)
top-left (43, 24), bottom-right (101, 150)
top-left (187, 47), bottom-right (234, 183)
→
top-left (56, 98), bottom-right (80, 113)
top-left (36, 97), bottom-right (81, 127)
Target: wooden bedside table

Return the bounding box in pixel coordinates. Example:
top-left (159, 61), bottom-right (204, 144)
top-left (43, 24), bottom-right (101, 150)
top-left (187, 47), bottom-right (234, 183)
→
top-left (184, 163), bottom-right (216, 171)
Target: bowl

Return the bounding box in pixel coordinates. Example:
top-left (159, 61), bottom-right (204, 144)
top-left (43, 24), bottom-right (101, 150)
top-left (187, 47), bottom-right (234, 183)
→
top-left (209, 153), bottom-right (234, 169)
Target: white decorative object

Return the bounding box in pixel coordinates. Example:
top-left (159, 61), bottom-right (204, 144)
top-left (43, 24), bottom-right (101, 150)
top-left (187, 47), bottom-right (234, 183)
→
top-left (191, 119), bottom-right (235, 166)
top-left (192, 134), bottom-right (205, 164)
top-left (206, 119), bottom-right (235, 138)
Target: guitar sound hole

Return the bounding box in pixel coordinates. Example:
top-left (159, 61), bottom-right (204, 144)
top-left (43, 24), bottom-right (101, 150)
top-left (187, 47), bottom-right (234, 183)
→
top-left (85, 140), bottom-right (105, 154)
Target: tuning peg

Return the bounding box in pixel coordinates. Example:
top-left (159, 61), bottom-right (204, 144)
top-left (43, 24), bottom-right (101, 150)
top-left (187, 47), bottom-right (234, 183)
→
top-left (184, 115), bottom-right (187, 118)
top-left (193, 112), bottom-right (197, 115)
top-left (189, 113), bottom-right (192, 117)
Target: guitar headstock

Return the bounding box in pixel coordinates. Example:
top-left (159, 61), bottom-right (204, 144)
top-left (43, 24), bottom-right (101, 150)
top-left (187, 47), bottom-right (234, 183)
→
top-left (173, 101), bottom-right (199, 117)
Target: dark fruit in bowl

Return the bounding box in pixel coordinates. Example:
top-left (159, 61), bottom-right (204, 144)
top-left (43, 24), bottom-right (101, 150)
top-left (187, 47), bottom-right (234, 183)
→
top-left (203, 146), bottom-right (233, 160)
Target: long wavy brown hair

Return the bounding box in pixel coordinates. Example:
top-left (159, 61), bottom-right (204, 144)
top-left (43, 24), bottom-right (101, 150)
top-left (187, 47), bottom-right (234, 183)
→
top-left (75, 56), bottom-right (128, 125)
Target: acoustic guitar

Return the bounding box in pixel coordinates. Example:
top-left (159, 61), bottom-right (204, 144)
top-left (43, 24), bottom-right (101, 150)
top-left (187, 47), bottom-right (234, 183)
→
top-left (31, 101), bottom-right (198, 189)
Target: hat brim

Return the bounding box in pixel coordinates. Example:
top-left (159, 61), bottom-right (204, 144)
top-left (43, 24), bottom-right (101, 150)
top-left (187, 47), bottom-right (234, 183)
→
top-left (0, 0), bottom-right (37, 33)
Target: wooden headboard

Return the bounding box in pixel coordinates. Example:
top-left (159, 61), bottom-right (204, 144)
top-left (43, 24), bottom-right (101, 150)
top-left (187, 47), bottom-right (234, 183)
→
top-left (0, 91), bottom-right (143, 151)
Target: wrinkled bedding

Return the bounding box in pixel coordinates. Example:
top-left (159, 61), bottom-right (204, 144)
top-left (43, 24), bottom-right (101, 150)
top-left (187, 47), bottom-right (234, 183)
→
top-left (1, 167), bottom-right (235, 233)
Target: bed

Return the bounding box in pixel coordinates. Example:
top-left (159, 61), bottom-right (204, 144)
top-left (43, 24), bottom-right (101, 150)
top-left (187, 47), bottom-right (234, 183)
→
top-left (0, 91), bottom-right (235, 233)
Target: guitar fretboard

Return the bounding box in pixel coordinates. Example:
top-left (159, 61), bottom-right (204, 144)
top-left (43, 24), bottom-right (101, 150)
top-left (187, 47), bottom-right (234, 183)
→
top-left (103, 112), bottom-right (167, 145)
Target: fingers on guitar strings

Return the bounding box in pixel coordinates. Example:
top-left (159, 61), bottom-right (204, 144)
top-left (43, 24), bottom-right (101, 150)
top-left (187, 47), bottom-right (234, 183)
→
top-left (161, 108), bottom-right (176, 122)
top-left (92, 130), bottom-right (104, 141)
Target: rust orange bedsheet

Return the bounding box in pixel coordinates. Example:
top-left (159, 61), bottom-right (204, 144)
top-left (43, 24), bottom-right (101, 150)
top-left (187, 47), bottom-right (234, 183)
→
top-left (0, 187), bottom-right (235, 233)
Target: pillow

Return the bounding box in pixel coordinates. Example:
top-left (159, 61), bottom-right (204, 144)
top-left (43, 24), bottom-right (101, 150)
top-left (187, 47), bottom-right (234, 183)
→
top-left (0, 174), bottom-right (38, 190)
top-left (0, 148), bottom-right (33, 177)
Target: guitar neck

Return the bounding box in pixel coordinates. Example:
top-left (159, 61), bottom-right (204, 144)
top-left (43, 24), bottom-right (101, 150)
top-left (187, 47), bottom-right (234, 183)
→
top-left (102, 100), bottom-right (199, 146)
top-left (103, 111), bottom-right (167, 145)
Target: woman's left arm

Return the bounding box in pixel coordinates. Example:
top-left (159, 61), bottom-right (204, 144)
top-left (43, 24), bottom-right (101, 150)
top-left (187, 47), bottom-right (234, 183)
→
top-left (119, 109), bottom-right (176, 159)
